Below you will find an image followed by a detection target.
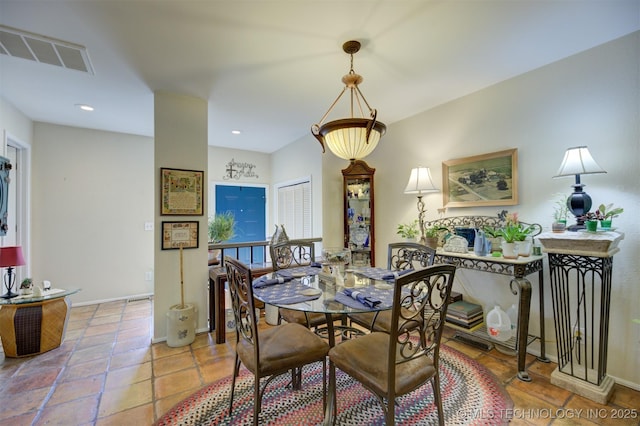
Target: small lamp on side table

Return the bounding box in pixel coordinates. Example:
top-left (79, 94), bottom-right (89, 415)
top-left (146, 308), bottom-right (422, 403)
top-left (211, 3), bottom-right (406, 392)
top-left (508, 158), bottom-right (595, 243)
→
top-left (0, 246), bottom-right (26, 299)
top-left (553, 146), bottom-right (606, 231)
top-left (404, 167), bottom-right (439, 244)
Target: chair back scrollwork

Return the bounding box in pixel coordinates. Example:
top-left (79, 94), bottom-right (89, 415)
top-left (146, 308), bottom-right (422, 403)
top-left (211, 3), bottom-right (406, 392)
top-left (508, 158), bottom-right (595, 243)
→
top-left (389, 265), bottom-right (456, 376)
top-left (269, 239), bottom-right (316, 271)
top-left (387, 242), bottom-right (436, 271)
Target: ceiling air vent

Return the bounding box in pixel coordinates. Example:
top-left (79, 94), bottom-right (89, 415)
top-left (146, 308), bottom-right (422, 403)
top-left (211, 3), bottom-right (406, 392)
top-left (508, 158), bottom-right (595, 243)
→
top-left (0, 25), bottom-right (94, 74)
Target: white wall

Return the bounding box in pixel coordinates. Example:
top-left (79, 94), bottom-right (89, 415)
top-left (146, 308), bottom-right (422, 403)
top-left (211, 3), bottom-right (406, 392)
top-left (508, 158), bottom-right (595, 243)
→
top-left (320, 32), bottom-right (640, 388)
top-left (0, 97), bottom-right (33, 147)
top-left (31, 123), bottom-right (154, 304)
top-left (153, 92), bottom-right (209, 341)
top-left (271, 138), bottom-right (323, 240)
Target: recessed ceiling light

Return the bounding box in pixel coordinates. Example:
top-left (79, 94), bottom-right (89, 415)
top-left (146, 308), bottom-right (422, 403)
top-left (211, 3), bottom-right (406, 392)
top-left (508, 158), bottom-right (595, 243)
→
top-left (231, 130), bottom-right (241, 135)
top-left (76, 104), bottom-right (94, 111)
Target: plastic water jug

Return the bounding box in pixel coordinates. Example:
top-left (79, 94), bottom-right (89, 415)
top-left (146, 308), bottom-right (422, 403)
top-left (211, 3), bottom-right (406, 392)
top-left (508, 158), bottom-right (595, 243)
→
top-left (486, 305), bottom-right (512, 342)
top-left (506, 304), bottom-right (518, 333)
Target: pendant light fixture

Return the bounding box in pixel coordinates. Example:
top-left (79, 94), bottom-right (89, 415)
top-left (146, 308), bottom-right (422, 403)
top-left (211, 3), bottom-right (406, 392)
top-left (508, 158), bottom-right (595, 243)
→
top-left (311, 40), bottom-right (386, 161)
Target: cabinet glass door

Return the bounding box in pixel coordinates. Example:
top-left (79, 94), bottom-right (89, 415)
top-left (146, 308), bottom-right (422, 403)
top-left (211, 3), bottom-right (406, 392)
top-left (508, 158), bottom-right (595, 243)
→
top-left (342, 160), bottom-right (375, 266)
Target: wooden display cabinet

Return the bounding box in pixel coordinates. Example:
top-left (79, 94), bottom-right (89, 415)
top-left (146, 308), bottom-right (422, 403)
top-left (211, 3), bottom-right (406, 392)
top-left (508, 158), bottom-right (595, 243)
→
top-left (342, 160), bottom-right (375, 266)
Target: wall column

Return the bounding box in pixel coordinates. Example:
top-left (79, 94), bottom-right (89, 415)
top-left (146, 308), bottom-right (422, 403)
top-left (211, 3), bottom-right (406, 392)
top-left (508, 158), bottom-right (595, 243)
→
top-left (153, 92), bottom-right (208, 341)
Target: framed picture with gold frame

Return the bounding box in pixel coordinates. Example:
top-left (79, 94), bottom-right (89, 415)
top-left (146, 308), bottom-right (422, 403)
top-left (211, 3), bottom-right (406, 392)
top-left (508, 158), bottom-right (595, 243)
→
top-left (442, 149), bottom-right (518, 208)
top-left (160, 168), bottom-right (204, 215)
top-left (161, 221), bottom-right (199, 250)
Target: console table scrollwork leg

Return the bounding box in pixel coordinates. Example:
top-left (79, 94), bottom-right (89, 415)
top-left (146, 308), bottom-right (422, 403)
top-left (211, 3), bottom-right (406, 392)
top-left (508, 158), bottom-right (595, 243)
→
top-left (510, 277), bottom-right (532, 382)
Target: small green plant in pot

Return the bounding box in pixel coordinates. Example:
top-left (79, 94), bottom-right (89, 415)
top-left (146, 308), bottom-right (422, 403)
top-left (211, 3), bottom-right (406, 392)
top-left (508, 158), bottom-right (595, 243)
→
top-left (552, 194), bottom-right (569, 233)
top-left (424, 226), bottom-right (447, 248)
top-left (597, 203), bottom-right (623, 230)
top-left (397, 220), bottom-right (419, 241)
top-left (208, 212), bottom-right (236, 263)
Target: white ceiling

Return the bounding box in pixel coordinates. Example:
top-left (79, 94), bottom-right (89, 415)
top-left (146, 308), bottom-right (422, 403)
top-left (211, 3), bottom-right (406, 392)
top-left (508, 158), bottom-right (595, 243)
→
top-left (1, 1), bottom-right (638, 153)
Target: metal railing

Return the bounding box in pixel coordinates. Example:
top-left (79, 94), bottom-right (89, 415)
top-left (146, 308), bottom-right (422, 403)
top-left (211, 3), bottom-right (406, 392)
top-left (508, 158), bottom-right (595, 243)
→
top-left (208, 237), bottom-right (322, 267)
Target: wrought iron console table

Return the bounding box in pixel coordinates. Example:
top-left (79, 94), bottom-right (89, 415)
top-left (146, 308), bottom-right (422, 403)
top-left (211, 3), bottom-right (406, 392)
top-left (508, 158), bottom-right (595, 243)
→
top-left (425, 215), bottom-right (548, 382)
top-left (434, 249), bottom-right (548, 381)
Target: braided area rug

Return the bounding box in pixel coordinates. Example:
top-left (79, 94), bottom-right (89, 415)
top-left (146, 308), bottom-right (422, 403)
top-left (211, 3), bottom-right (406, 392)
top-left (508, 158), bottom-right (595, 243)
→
top-left (156, 346), bottom-right (513, 425)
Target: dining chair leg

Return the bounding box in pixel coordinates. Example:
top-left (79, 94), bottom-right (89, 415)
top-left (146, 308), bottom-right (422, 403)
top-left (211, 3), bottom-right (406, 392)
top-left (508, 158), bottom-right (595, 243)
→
top-left (432, 374), bottom-right (445, 426)
top-left (229, 355), bottom-right (241, 416)
top-left (386, 396), bottom-right (395, 426)
top-left (253, 376), bottom-right (261, 426)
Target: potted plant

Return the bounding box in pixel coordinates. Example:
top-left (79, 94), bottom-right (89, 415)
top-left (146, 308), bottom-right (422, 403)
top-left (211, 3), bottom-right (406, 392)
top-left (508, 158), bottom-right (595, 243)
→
top-left (597, 203), bottom-right (623, 230)
top-left (424, 225), bottom-right (447, 249)
top-left (397, 220), bottom-right (419, 241)
top-left (552, 194), bottom-right (569, 233)
top-left (208, 212), bottom-right (236, 263)
top-left (495, 213), bottom-right (534, 259)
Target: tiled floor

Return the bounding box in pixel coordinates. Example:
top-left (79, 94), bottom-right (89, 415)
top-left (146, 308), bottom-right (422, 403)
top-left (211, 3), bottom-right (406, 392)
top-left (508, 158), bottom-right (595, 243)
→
top-left (0, 298), bottom-right (638, 425)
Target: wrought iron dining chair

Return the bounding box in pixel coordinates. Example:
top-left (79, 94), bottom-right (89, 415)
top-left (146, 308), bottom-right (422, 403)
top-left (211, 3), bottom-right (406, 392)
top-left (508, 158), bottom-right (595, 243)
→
top-left (329, 264), bottom-right (457, 426)
top-left (225, 256), bottom-right (329, 426)
top-left (349, 242), bottom-right (436, 332)
top-left (269, 239), bottom-right (328, 329)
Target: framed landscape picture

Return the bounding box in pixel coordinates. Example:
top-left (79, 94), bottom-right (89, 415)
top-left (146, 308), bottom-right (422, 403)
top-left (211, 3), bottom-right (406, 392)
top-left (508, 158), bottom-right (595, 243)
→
top-left (160, 168), bottom-right (204, 215)
top-left (161, 221), bottom-right (199, 250)
top-left (442, 149), bottom-right (518, 208)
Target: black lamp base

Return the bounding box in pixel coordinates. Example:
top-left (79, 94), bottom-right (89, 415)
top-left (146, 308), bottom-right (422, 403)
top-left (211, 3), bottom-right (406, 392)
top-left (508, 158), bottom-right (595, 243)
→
top-left (1, 291), bottom-right (18, 299)
top-left (567, 223), bottom-right (585, 232)
top-left (2, 267), bottom-right (18, 299)
top-left (566, 177), bottom-right (592, 232)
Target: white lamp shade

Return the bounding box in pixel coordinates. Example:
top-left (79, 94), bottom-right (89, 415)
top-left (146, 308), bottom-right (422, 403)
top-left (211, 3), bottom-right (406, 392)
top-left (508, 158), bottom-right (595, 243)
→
top-left (321, 118), bottom-right (384, 160)
top-left (554, 146), bottom-right (606, 177)
top-left (404, 167), bottom-right (439, 194)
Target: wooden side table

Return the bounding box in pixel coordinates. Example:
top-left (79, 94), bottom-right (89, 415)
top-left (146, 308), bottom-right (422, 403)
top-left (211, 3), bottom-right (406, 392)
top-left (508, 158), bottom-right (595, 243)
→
top-left (0, 289), bottom-right (79, 357)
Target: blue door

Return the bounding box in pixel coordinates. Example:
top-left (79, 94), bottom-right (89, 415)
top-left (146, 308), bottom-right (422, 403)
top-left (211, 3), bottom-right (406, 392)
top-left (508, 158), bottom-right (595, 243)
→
top-left (215, 185), bottom-right (266, 264)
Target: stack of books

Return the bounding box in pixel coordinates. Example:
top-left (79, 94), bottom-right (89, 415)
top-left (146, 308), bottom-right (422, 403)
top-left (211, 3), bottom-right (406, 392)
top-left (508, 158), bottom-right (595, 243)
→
top-left (446, 300), bottom-right (484, 332)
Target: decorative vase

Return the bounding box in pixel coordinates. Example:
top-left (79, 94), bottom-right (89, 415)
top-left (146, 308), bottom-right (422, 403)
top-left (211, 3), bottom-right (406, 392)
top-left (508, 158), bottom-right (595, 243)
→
top-left (600, 219), bottom-right (612, 230)
top-left (517, 238), bottom-right (532, 257)
top-left (501, 241), bottom-right (519, 259)
top-left (551, 221), bottom-right (566, 233)
top-left (585, 220), bottom-right (598, 232)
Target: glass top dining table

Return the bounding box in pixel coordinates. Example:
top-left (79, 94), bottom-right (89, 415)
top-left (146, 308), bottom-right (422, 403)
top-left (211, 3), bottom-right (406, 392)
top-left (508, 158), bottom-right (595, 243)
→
top-left (252, 265), bottom-right (400, 321)
top-left (251, 264), bottom-right (402, 425)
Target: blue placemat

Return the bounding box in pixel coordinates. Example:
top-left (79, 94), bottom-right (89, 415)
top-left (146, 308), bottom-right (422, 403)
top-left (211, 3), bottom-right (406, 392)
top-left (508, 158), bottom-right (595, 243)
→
top-left (275, 265), bottom-right (322, 278)
top-left (333, 286), bottom-right (394, 310)
top-left (353, 267), bottom-right (413, 281)
top-left (253, 279), bottom-right (321, 305)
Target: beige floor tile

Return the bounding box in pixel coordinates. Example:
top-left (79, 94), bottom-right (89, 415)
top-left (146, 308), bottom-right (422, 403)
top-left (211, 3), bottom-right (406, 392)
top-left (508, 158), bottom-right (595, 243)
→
top-left (96, 403), bottom-right (154, 426)
top-left (109, 347), bottom-right (151, 370)
top-left (98, 380), bottom-right (152, 418)
top-left (508, 370), bottom-right (573, 407)
top-left (59, 359), bottom-right (109, 382)
top-left (153, 351), bottom-right (197, 377)
top-left (47, 375), bottom-right (105, 406)
top-left (83, 322), bottom-right (120, 337)
top-left (105, 362), bottom-right (152, 389)
top-left (68, 343), bottom-right (113, 365)
top-left (153, 368), bottom-right (202, 400)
